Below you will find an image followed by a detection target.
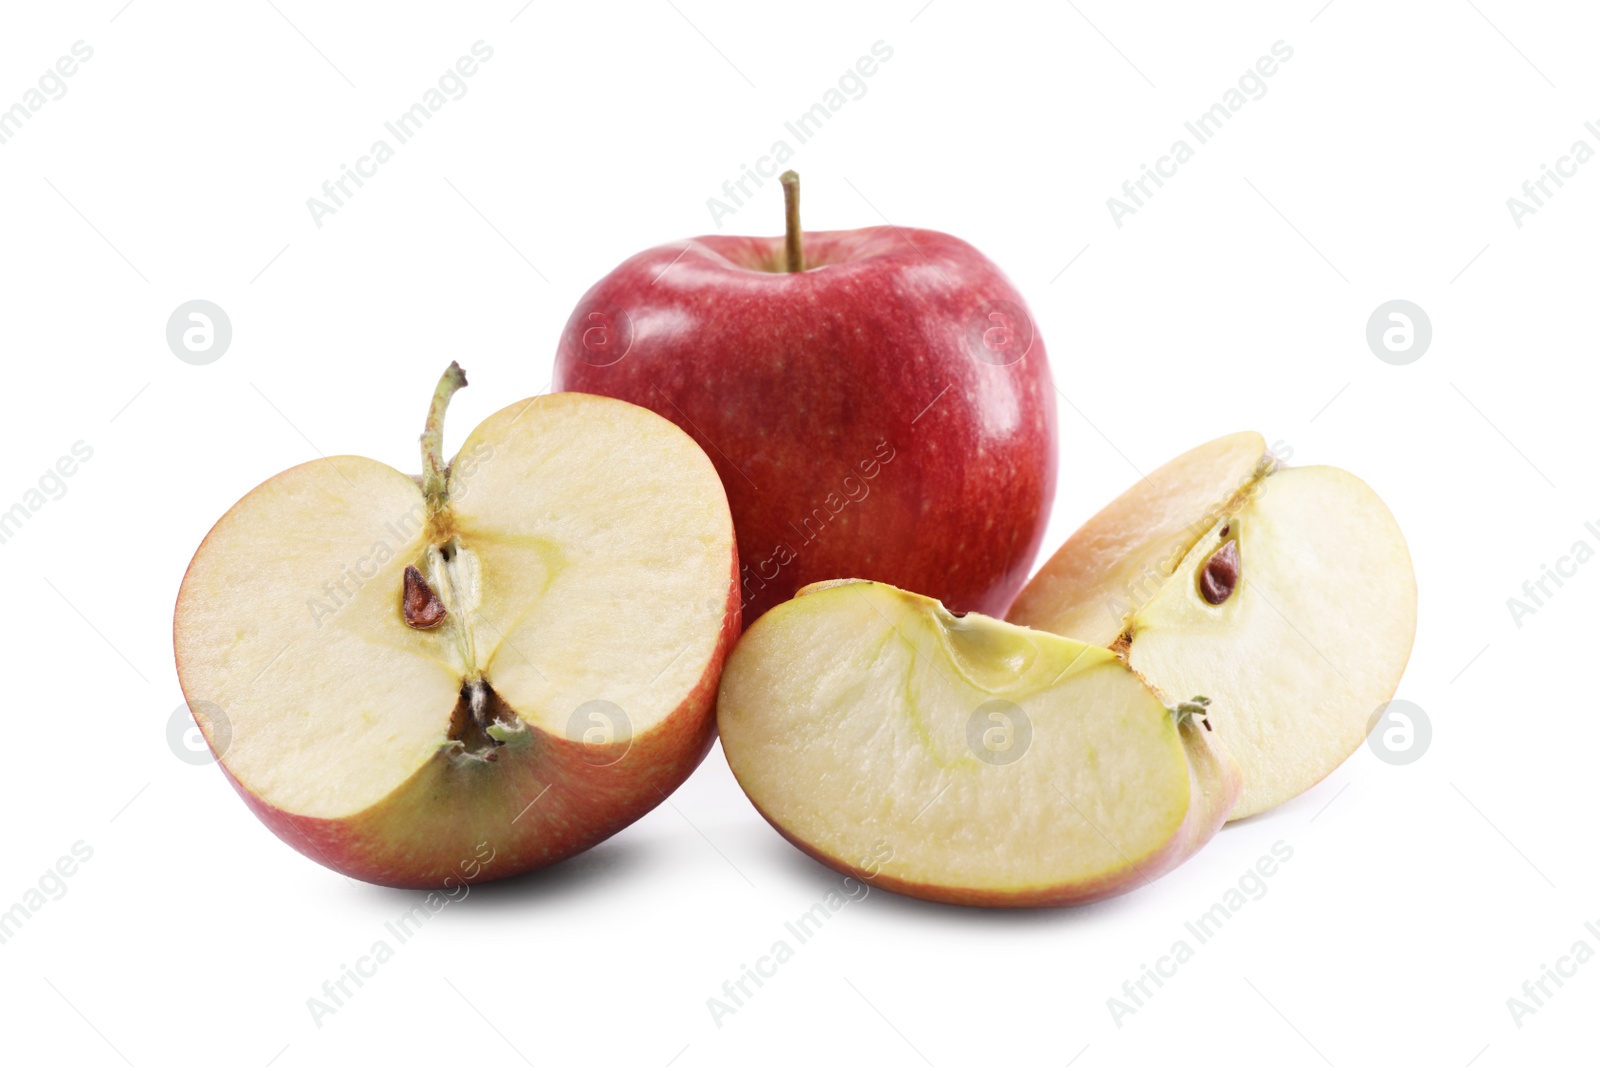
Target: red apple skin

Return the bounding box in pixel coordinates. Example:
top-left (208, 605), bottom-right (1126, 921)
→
top-left (176, 552), bottom-right (742, 890)
top-left (554, 227), bottom-right (1058, 626)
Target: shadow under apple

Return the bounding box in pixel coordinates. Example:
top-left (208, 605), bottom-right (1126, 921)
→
top-left (356, 833), bottom-right (656, 912)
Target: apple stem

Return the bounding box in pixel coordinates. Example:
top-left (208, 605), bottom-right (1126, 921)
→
top-left (421, 362), bottom-right (468, 510)
top-left (780, 170), bottom-right (804, 272)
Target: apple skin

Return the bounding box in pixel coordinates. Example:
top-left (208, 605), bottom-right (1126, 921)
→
top-left (741, 714), bottom-right (1240, 909)
top-left (174, 516), bottom-right (741, 891)
top-left (554, 226), bottom-right (1057, 626)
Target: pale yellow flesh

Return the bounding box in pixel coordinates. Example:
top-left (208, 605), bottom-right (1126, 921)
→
top-left (1009, 431), bottom-right (1270, 646)
top-left (1010, 433), bottom-right (1416, 819)
top-left (174, 392), bottom-right (733, 819)
top-left (717, 581), bottom-right (1195, 897)
top-left (1128, 466), bottom-right (1415, 817)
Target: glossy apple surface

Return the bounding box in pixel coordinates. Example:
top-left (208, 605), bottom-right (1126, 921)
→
top-left (555, 221), bottom-right (1057, 626)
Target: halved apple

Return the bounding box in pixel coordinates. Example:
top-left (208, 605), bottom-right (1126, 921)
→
top-left (174, 366), bottom-right (739, 887)
top-left (1008, 432), bottom-right (1416, 819)
top-left (716, 580), bottom-right (1241, 907)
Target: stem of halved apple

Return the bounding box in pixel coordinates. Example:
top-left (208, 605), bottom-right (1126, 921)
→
top-left (780, 170), bottom-right (804, 272)
top-left (412, 362), bottom-right (524, 762)
top-left (421, 361), bottom-right (468, 512)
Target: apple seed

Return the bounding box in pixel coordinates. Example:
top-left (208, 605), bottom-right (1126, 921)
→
top-left (1199, 540), bottom-right (1240, 605)
top-left (402, 564), bottom-right (448, 629)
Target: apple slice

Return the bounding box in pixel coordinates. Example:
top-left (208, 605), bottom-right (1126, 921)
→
top-left (174, 365), bottom-right (738, 888)
top-left (1008, 432), bottom-right (1416, 819)
top-left (716, 580), bottom-right (1240, 907)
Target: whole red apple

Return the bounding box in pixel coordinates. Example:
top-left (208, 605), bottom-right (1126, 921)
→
top-left (554, 173), bottom-right (1057, 625)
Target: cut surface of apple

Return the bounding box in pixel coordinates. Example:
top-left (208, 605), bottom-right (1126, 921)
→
top-left (174, 367), bottom-right (738, 887)
top-left (717, 580), bottom-right (1240, 907)
top-left (1009, 432), bottom-right (1416, 819)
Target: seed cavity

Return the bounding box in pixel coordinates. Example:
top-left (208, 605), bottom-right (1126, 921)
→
top-left (1199, 539), bottom-right (1240, 605)
top-left (402, 564), bottom-right (448, 629)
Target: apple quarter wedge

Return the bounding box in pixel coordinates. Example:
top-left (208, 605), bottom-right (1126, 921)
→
top-left (716, 580), bottom-right (1241, 907)
top-left (174, 368), bottom-right (739, 888)
top-left (1009, 432), bottom-right (1417, 819)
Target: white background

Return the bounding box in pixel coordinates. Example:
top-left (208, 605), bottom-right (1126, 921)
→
top-left (0, 1), bottom-right (1593, 1064)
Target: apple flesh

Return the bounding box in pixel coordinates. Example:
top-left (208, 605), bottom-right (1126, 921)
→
top-left (1008, 432), bottom-right (1417, 819)
top-left (716, 580), bottom-right (1241, 907)
top-left (554, 173), bottom-right (1056, 628)
top-left (173, 367), bottom-right (739, 887)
